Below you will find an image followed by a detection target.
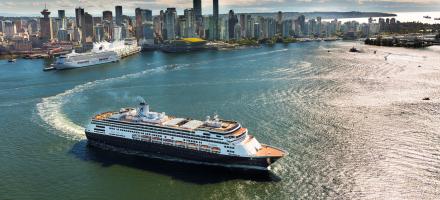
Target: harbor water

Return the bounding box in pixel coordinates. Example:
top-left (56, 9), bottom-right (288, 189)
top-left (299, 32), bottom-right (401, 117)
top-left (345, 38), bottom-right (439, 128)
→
top-left (1, 41), bottom-right (439, 199)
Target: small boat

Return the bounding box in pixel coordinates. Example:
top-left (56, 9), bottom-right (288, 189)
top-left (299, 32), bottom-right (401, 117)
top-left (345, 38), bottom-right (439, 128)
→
top-left (423, 16), bottom-right (431, 19)
top-left (8, 58), bottom-right (16, 63)
top-left (349, 47), bottom-right (360, 53)
top-left (435, 18), bottom-right (440, 21)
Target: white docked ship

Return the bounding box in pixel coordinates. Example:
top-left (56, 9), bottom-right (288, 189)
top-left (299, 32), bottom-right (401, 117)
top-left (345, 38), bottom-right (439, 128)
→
top-left (53, 39), bottom-right (141, 70)
top-left (85, 101), bottom-right (287, 170)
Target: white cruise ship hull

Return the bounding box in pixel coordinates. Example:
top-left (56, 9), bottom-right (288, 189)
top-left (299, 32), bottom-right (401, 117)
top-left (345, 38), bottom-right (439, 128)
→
top-left (54, 56), bottom-right (119, 70)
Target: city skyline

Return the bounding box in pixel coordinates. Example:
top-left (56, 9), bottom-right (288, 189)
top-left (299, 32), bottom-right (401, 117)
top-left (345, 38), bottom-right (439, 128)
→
top-left (0, 0), bottom-right (439, 17)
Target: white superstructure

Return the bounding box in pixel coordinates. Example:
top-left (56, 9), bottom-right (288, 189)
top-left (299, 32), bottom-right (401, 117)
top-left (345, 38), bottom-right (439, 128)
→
top-left (54, 39), bottom-right (141, 70)
top-left (85, 102), bottom-right (277, 157)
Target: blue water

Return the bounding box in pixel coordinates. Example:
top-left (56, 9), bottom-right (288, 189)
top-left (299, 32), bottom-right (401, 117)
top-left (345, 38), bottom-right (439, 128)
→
top-left (1, 42), bottom-right (439, 199)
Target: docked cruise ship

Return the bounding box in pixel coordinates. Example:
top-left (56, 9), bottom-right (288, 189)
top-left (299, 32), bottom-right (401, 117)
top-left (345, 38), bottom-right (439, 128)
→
top-left (53, 39), bottom-right (141, 70)
top-left (85, 102), bottom-right (287, 170)
top-left (53, 50), bottom-right (119, 69)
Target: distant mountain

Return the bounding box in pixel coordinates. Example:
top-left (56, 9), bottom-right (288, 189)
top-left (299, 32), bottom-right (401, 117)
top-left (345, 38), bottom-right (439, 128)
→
top-left (235, 11), bottom-right (397, 19)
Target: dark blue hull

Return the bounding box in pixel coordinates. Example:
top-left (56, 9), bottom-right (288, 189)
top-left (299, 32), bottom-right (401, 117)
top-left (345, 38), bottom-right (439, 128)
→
top-left (85, 132), bottom-right (280, 170)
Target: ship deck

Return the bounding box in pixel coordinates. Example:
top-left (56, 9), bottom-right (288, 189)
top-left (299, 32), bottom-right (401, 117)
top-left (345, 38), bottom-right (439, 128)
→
top-left (255, 145), bottom-right (287, 158)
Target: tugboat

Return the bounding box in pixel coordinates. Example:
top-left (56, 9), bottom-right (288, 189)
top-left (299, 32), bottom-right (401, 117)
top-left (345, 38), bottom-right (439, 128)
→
top-left (85, 101), bottom-right (287, 170)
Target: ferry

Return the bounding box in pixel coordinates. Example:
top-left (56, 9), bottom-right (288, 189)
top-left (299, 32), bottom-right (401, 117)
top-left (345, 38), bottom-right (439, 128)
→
top-left (85, 101), bottom-right (287, 170)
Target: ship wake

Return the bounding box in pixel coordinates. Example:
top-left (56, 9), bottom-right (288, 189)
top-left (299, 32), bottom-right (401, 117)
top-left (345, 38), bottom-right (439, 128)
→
top-left (36, 64), bottom-right (185, 141)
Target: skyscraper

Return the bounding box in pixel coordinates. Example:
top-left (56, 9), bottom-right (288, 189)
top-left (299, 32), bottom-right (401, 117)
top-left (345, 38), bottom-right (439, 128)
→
top-left (75, 7), bottom-right (85, 28)
top-left (164, 8), bottom-right (177, 40)
top-left (184, 8), bottom-right (196, 38)
top-left (193, 0), bottom-right (202, 21)
top-left (40, 7), bottom-right (53, 42)
top-left (135, 8), bottom-right (153, 41)
top-left (84, 12), bottom-right (94, 42)
top-left (115, 6), bottom-right (123, 26)
top-left (228, 10), bottom-right (238, 40)
top-left (213, 0), bottom-right (219, 40)
top-left (103, 11), bottom-right (113, 22)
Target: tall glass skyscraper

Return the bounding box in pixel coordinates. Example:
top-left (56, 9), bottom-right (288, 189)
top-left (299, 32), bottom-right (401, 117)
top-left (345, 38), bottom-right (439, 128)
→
top-left (213, 0), bottom-right (219, 40)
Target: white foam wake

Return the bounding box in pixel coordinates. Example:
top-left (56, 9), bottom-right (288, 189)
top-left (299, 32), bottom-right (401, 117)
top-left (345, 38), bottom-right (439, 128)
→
top-left (36, 65), bottom-right (178, 141)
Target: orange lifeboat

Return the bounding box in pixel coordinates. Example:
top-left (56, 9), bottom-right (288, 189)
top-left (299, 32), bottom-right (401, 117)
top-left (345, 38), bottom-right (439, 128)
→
top-left (212, 147), bottom-right (221, 153)
top-left (188, 143), bottom-right (198, 150)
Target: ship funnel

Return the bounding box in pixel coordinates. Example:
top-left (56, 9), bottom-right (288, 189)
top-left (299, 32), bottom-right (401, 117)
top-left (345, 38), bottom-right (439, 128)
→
top-left (139, 102), bottom-right (150, 116)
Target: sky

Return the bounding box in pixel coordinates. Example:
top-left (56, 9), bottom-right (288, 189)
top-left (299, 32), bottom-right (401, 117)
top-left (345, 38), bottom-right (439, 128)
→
top-left (0, 0), bottom-right (439, 17)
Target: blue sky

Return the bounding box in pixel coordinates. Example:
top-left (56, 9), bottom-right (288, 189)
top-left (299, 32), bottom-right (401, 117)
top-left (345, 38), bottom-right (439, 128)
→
top-left (0, 0), bottom-right (439, 16)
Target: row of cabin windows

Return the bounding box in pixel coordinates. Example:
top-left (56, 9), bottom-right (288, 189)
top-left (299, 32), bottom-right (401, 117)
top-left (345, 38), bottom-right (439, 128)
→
top-left (224, 146), bottom-right (235, 149)
top-left (227, 150), bottom-right (235, 153)
top-left (104, 124), bottom-right (228, 145)
top-left (184, 139), bottom-right (202, 144)
top-left (103, 120), bottom-right (225, 140)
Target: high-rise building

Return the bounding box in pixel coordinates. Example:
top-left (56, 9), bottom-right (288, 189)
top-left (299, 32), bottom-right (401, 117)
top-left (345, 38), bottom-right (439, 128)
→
top-left (84, 12), bottom-right (94, 42)
top-left (135, 8), bottom-right (153, 41)
top-left (164, 8), bottom-right (177, 40)
top-left (75, 7), bottom-right (85, 28)
top-left (103, 11), bottom-right (113, 22)
top-left (3, 21), bottom-right (16, 38)
top-left (298, 15), bottom-right (306, 36)
top-left (115, 6), bottom-right (123, 26)
top-left (277, 11), bottom-right (283, 34)
top-left (193, 0), bottom-right (202, 21)
top-left (184, 8), bottom-right (196, 38)
top-left (213, 0), bottom-right (219, 40)
top-left (40, 7), bottom-right (53, 42)
top-left (253, 22), bottom-right (261, 39)
top-left (57, 10), bottom-right (66, 29)
top-left (228, 10), bottom-right (238, 40)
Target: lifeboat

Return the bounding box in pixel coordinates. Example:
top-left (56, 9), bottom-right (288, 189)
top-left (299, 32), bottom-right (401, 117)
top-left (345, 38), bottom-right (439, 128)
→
top-left (163, 139), bottom-right (173, 144)
top-left (141, 136), bottom-right (151, 141)
top-left (212, 147), bottom-right (221, 153)
top-left (188, 143), bottom-right (198, 150)
top-left (175, 141), bottom-right (185, 147)
top-left (152, 137), bottom-right (162, 143)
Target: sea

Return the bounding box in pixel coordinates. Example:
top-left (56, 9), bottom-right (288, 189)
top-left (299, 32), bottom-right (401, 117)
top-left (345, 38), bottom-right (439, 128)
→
top-left (1, 41), bottom-right (439, 199)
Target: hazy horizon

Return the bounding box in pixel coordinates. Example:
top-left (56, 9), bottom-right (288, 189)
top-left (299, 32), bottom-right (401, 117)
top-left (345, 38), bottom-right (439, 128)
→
top-left (0, 0), bottom-right (439, 17)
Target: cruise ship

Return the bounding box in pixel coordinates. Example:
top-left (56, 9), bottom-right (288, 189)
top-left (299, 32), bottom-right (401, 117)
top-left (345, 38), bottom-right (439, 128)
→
top-left (53, 39), bottom-right (141, 70)
top-left (85, 102), bottom-right (287, 170)
top-left (53, 50), bottom-right (119, 70)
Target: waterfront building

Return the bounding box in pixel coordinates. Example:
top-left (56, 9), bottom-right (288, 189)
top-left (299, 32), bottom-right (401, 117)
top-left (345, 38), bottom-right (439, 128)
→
top-left (135, 8), bottom-right (153, 41)
top-left (298, 15), bottom-right (306, 36)
top-left (40, 7), bottom-right (53, 42)
top-left (115, 6), bottom-right (123, 26)
top-left (277, 11), bottom-right (283, 34)
top-left (234, 23), bottom-right (242, 39)
top-left (58, 10), bottom-right (66, 29)
top-left (94, 25), bottom-right (104, 42)
top-left (164, 8), bottom-right (177, 40)
top-left (3, 21), bottom-right (16, 38)
top-left (254, 22), bottom-right (261, 39)
top-left (57, 28), bottom-right (69, 41)
top-left (228, 10), bottom-right (238, 40)
top-left (103, 11), bottom-right (113, 22)
top-left (75, 7), bottom-right (85, 28)
top-left (213, 0), bottom-right (219, 40)
top-left (113, 26), bottom-right (122, 41)
top-left (84, 12), bottom-right (94, 42)
top-left (193, 0), bottom-right (202, 21)
top-left (220, 17), bottom-right (229, 41)
top-left (184, 8), bottom-right (196, 38)
top-left (27, 19), bottom-right (38, 35)
top-left (282, 20), bottom-right (292, 37)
